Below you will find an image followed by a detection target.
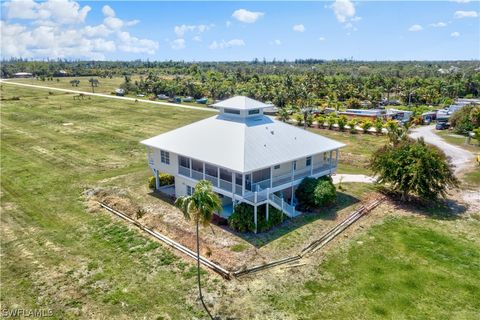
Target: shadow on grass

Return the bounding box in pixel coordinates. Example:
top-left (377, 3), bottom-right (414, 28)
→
top-left (379, 188), bottom-right (468, 220)
top-left (224, 191), bottom-right (362, 248)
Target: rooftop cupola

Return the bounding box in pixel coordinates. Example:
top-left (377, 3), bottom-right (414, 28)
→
top-left (211, 96), bottom-right (272, 118)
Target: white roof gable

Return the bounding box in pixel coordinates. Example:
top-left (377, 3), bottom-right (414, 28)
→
top-left (211, 96), bottom-right (272, 110)
top-left (141, 115), bottom-right (345, 173)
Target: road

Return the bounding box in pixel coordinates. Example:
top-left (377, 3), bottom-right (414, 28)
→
top-left (332, 174), bottom-right (375, 184)
top-left (0, 80), bottom-right (218, 113)
top-left (409, 125), bottom-right (475, 174)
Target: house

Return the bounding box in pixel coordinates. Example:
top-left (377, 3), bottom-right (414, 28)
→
top-left (13, 72), bottom-right (33, 78)
top-left (339, 109), bottom-right (385, 120)
top-left (115, 88), bottom-right (125, 96)
top-left (387, 109), bottom-right (413, 123)
top-left (141, 96), bottom-right (345, 231)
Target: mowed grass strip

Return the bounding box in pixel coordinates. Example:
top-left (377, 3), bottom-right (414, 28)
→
top-left (265, 216), bottom-right (480, 319)
top-left (0, 84), bottom-right (211, 319)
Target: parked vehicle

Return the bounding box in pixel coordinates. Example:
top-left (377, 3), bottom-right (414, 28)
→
top-left (182, 96), bottom-right (194, 102)
top-left (435, 121), bottom-right (450, 130)
top-left (196, 98), bottom-right (208, 104)
top-left (157, 94), bottom-right (169, 100)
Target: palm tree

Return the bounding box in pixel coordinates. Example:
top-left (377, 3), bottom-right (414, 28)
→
top-left (175, 180), bottom-right (222, 320)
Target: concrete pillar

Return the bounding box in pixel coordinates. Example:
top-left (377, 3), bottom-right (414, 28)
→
top-left (270, 166), bottom-right (273, 188)
top-left (281, 198), bottom-right (284, 222)
top-left (254, 205), bottom-right (258, 233)
top-left (242, 174), bottom-right (245, 196)
top-left (217, 167), bottom-right (220, 188)
top-left (202, 162), bottom-right (205, 180)
top-left (266, 203), bottom-right (269, 222)
top-left (154, 169), bottom-right (160, 190)
top-left (189, 158), bottom-right (192, 178)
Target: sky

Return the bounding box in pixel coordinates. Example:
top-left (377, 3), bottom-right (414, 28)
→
top-left (1, 0), bottom-right (479, 61)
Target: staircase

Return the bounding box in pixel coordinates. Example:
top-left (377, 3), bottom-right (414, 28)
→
top-left (243, 185), bottom-right (299, 218)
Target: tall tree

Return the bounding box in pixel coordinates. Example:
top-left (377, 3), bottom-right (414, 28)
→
top-left (175, 180), bottom-right (222, 320)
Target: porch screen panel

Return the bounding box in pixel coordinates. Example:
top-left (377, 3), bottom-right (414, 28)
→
top-left (252, 168), bottom-right (271, 183)
top-left (205, 163), bottom-right (218, 177)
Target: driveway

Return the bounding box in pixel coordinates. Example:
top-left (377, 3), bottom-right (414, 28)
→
top-left (409, 125), bottom-right (475, 174)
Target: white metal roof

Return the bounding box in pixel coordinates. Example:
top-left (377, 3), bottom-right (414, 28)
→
top-left (211, 96), bottom-right (272, 110)
top-left (141, 114), bottom-right (345, 173)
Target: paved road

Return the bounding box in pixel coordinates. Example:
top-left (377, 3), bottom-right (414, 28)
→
top-left (0, 80), bottom-right (218, 113)
top-left (409, 125), bottom-right (475, 174)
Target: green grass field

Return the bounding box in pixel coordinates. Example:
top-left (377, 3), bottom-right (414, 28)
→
top-left (1, 83), bottom-right (479, 319)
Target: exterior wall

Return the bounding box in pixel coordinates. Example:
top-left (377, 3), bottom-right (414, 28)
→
top-left (272, 162), bottom-right (291, 178)
top-left (148, 147), bottom-right (179, 176)
top-left (174, 175), bottom-right (195, 198)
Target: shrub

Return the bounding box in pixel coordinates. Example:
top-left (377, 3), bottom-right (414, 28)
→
top-left (361, 120), bottom-right (373, 133)
top-left (315, 115), bottom-right (326, 127)
top-left (327, 116), bottom-right (337, 129)
top-left (346, 97), bottom-right (362, 109)
top-left (295, 176), bottom-right (336, 211)
top-left (450, 105), bottom-right (480, 135)
top-left (337, 116), bottom-right (348, 131)
top-left (294, 113), bottom-right (304, 126)
top-left (228, 203), bottom-right (255, 232)
top-left (313, 178), bottom-right (337, 207)
top-left (148, 173), bottom-right (174, 189)
top-left (228, 203), bottom-right (287, 233)
top-left (306, 114), bottom-right (314, 127)
top-left (347, 119), bottom-right (357, 133)
top-left (374, 118), bottom-right (384, 134)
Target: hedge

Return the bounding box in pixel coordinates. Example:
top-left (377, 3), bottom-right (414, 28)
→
top-left (148, 173), bottom-right (174, 189)
top-left (228, 203), bottom-right (287, 233)
top-left (295, 176), bottom-right (336, 211)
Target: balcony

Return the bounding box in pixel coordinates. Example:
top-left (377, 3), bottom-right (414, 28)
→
top-left (204, 173), bottom-right (218, 186)
top-left (293, 167), bottom-right (311, 180)
top-left (312, 163), bottom-right (332, 175)
top-left (179, 165), bottom-right (190, 177)
top-left (219, 178), bottom-right (233, 192)
top-left (192, 169), bottom-right (203, 180)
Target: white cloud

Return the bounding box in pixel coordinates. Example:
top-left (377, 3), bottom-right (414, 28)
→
top-left (293, 24), bottom-right (305, 32)
top-left (269, 39), bottom-right (281, 45)
top-left (192, 35), bottom-right (202, 42)
top-left (430, 22), bottom-right (447, 27)
top-left (454, 10), bottom-right (478, 18)
top-left (0, 1), bottom-right (158, 59)
top-left (331, 0), bottom-right (356, 23)
top-left (209, 39), bottom-right (245, 50)
top-left (170, 38), bottom-right (185, 50)
top-left (319, 36), bottom-right (326, 41)
top-left (408, 24), bottom-right (423, 32)
top-left (452, 0), bottom-right (470, 3)
top-left (174, 24), bottom-right (212, 37)
top-left (232, 9), bottom-right (264, 23)
top-left (3, 0), bottom-right (91, 24)
top-left (102, 5), bottom-right (115, 17)
top-left (451, 31), bottom-right (461, 37)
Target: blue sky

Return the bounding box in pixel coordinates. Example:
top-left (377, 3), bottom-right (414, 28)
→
top-left (1, 1), bottom-right (479, 61)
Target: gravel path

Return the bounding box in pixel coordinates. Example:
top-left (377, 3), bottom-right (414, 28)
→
top-left (332, 174), bottom-right (375, 184)
top-left (409, 125), bottom-right (475, 174)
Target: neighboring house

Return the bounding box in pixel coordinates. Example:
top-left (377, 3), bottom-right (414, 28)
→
top-left (13, 72), bottom-right (33, 78)
top-left (339, 109), bottom-right (385, 120)
top-left (141, 96), bottom-right (345, 231)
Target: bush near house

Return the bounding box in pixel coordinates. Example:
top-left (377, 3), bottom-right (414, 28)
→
top-left (228, 203), bottom-right (287, 233)
top-left (449, 105), bottom-right (480, 135)
top-left (148, 173), bottom-right (175, 189)
top-left (295, 176), bottom-right (336, 211)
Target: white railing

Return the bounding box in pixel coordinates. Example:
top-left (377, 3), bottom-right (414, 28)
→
top-left (219, 179), bottom-right (232, 192)
top-left (269, 193), bottom-right (299, 217)
top-left (178, 165), bottom-right (190, 177)
top-left (272, 173), bottom-right (292, 187)
top-left (192, 170), bottom-right (203, 180)
top-left (312, 164), bottom-right (332, 174)
top-left (294, 167), bottom-right (311, 180)
top-left (251, 179), bottom-right (271, 191)
top-left (204, 174), bottom-right (218, 186)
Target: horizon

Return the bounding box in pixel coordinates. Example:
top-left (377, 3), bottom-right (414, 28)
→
top-left (1, 0), bottom-right (479, 61)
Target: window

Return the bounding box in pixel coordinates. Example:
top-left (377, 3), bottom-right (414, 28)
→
top-left (306, 156), bottom-right (312, 167)
top-left (248, 109), bottom-right (260, 115)
top-left (187, 185), bottom-right (195, 196)
top-left (179, 156), bottom-right (190, 168)
top-left (224, 108), bottom-right (240, 115)
top-left (274, 164), bottom-right (280, 170)
top-left (323, 153), bottom-right (328, 162)
top-left (160, 150), bottom-right (170, 165)
top-left (293, 161), bottom-right (297, 170)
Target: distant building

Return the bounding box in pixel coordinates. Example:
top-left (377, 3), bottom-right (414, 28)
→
top-left (14, 72), bottom-right (33, 78)
top-left (339, 109), bottom-right (385, 120)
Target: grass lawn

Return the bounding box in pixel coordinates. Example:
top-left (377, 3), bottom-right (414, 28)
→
top-left (309, 127), bottom-right (387, 175)
top-left (1, 83), bottom-right (479, 319)
top-left (436, 129), bottom-right (480, 153)
top-left (262, 215), bottom-right (480, 319)
top-left (7, 76), bottom-right (212, 108)
top-left (0, 84), bottom-right (211, 318)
